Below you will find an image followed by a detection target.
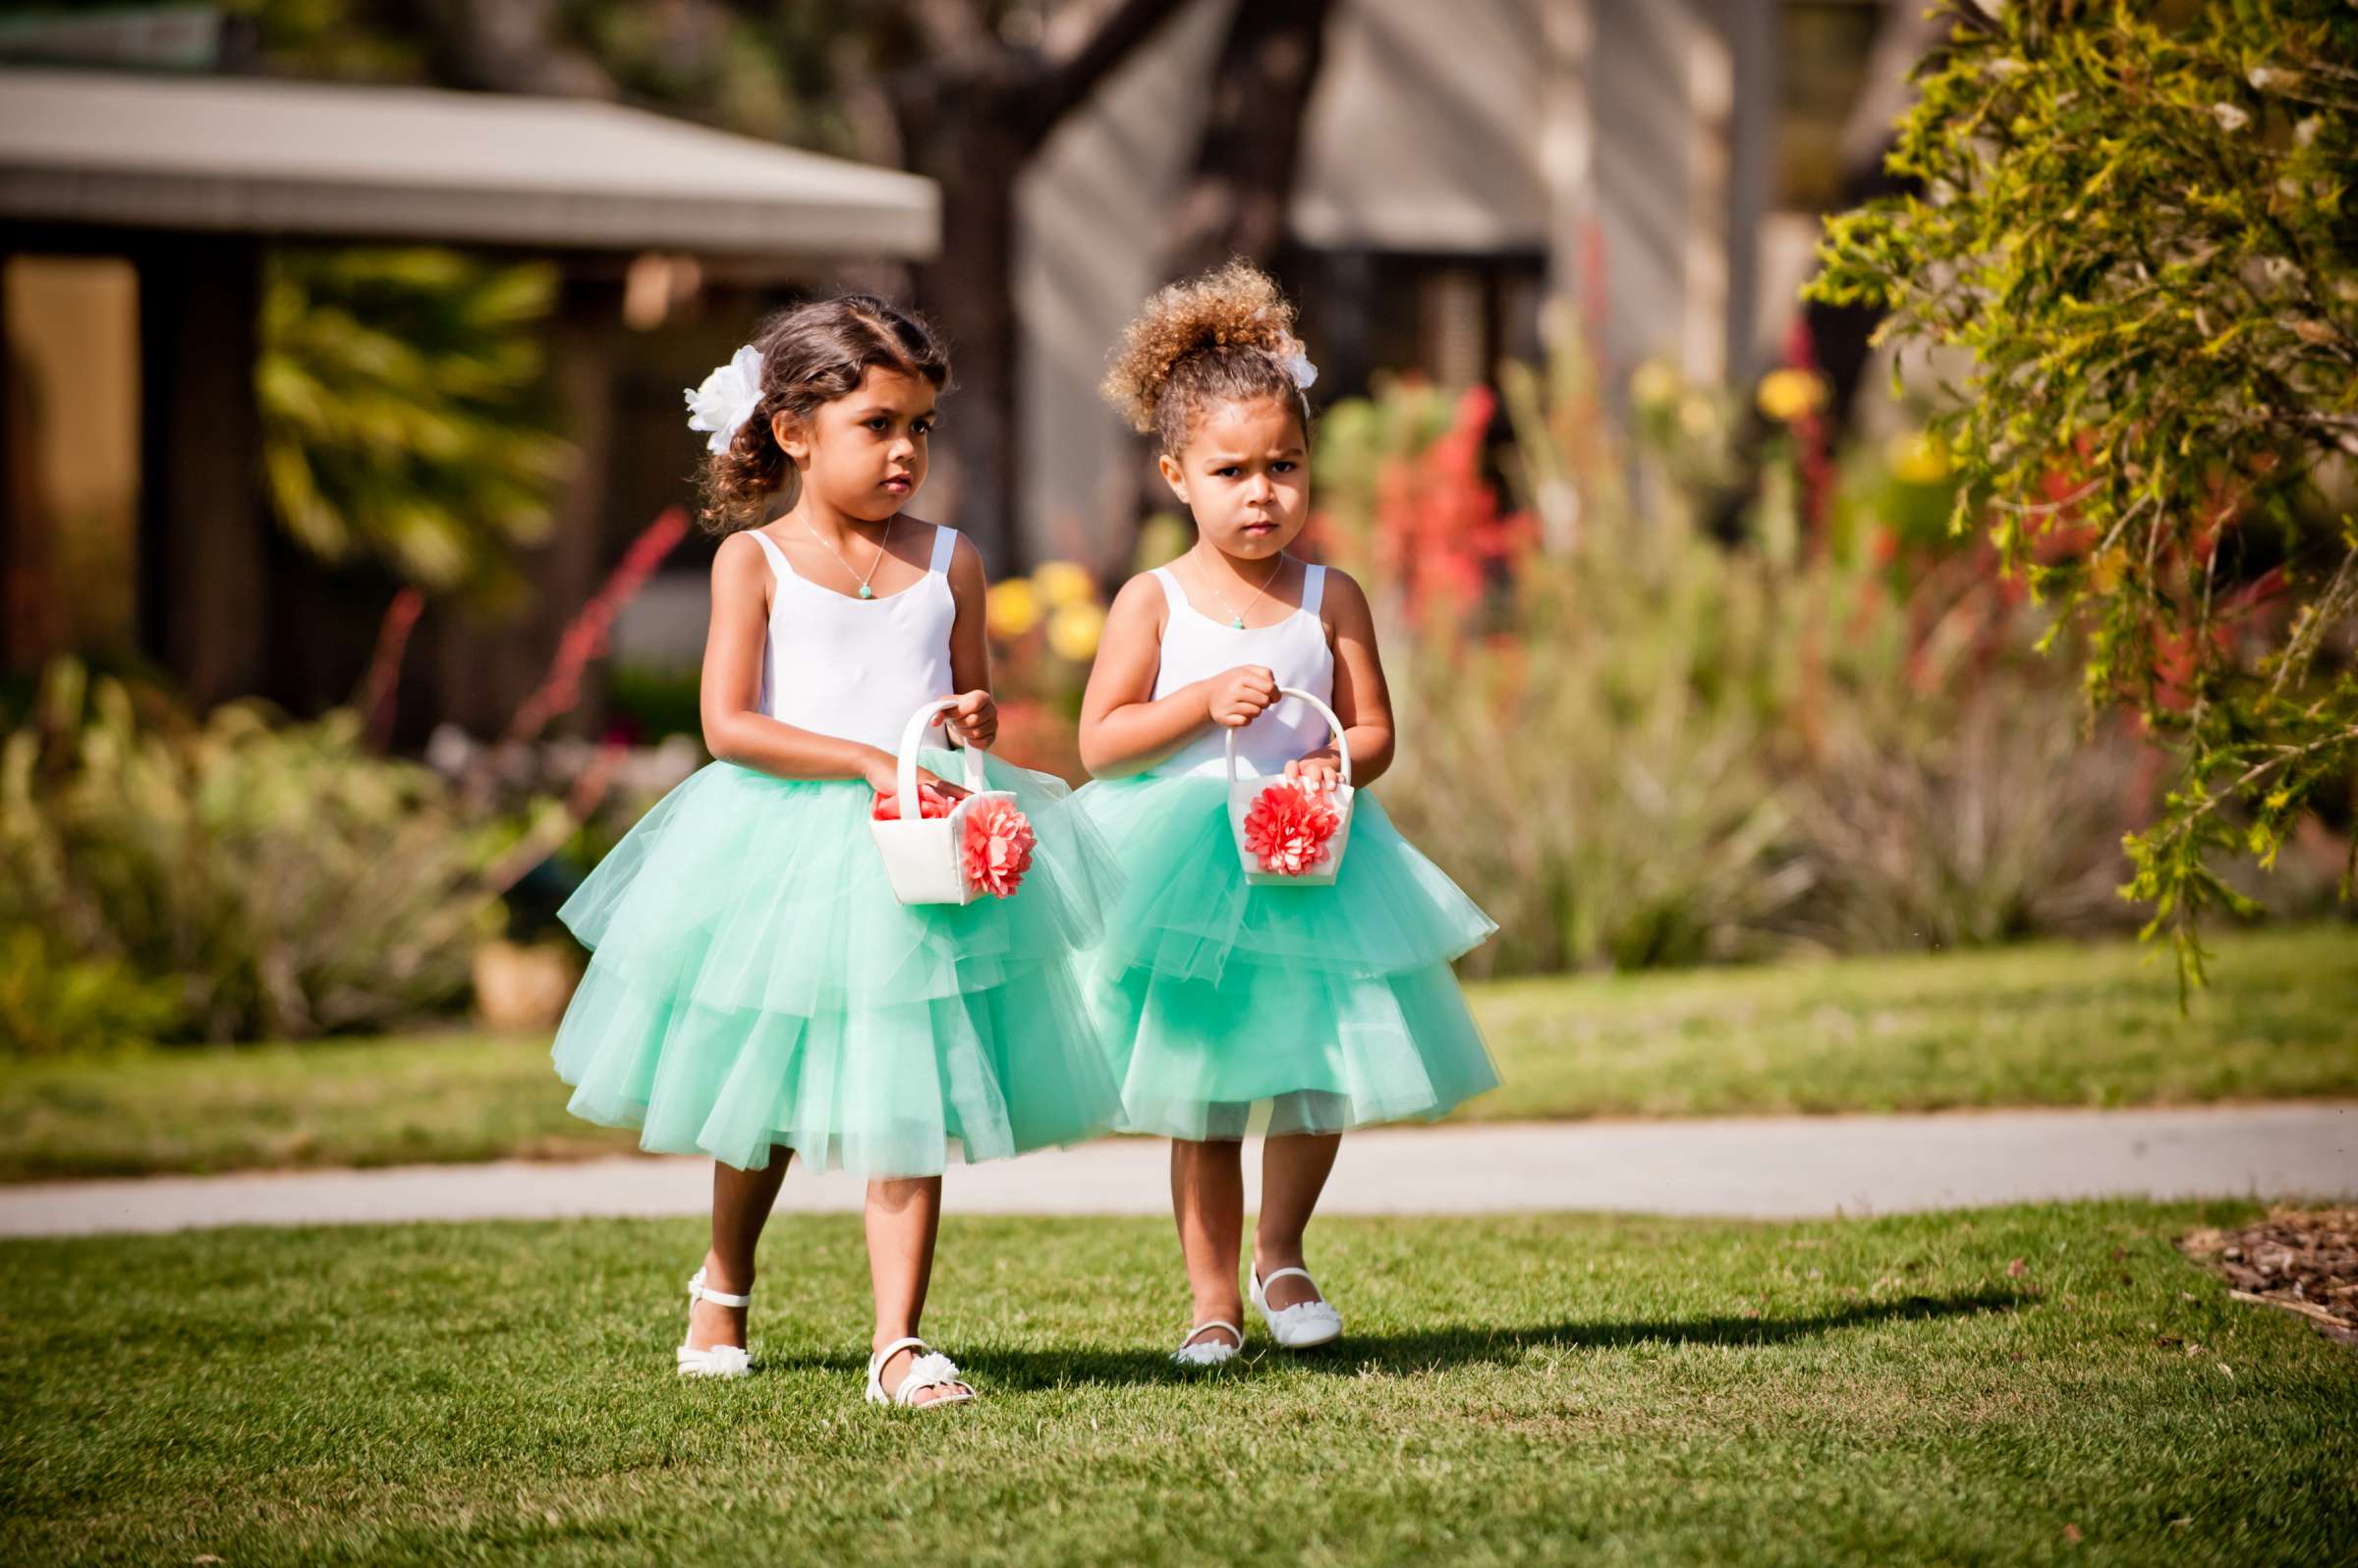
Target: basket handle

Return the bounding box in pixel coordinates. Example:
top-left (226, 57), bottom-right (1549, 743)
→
top-left (889, 698), bottom-right (990, 820)
top-left (1223, 686), bottom-right (1352, 790)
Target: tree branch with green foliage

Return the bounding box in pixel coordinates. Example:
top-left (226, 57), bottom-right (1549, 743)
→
top-left (1807, 0), bottom-right (2358, 990)
top-left (257, 249), bottom-right (569, 602)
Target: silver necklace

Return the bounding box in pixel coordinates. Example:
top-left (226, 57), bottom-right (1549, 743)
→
top-left (1194, 549), bottom-right (1287, 629)
top-left (797, 514), bottom-right (894, 599)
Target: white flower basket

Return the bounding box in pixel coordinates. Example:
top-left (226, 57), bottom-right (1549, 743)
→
top-left (1225, 686), bottom-right (1355, 887)
top-left (869, 699), bottom-right (1017, 906)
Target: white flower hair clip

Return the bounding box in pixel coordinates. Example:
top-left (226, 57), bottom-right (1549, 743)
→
top-left (1277, 349), bottom-right (1319, 391)
top-left (684, 345), bottom-right (765, 455)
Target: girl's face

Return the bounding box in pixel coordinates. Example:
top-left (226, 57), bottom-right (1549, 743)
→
top-left (1157, 396), bottom-right (1310, 562)
top-left (773, 364), bottom-right (937, 521)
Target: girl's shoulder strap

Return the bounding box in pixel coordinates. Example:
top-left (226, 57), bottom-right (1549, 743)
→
top-left (1301, 562), bottom-right (1327, 616)
top-left (1149, 564), bottom-right (1185, 612)
top-left (745, 528), bottom-right (791, 583)
top-left (927, 523), bottom-right (960, 574)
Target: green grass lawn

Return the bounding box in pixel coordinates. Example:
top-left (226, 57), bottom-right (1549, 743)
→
top-left (2, 924), bottom-right (2352, 1182)
top-left (2, 1202), bottom-right (2350, 1564)
top-left (1465, 920), bottom-right (2358, 1121)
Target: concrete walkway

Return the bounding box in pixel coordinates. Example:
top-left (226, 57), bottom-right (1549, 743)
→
top-left (4, 1103), bottom-right (2352, 1238)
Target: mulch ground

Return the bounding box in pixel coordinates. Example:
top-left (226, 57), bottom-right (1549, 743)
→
top-left (2182, 1207), bottom-right (2358, 1347)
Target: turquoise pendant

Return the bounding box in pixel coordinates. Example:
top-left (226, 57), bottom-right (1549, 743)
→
top-left (1230, 616), bottom-right (1245, 629)
top-left (859, 584), bottom-right (874, 599)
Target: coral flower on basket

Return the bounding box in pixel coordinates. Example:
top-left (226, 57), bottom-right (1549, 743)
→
top-left (1244, 778), bottom-right (1343, 876)
top-left (963, 798), bottom-right (1037, 898)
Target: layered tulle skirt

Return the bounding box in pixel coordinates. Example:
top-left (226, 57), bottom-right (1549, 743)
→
top-left (552, 754), bottom-right (1123, 1175)
top-left (1075, 773), bottom-right (1500, 1139)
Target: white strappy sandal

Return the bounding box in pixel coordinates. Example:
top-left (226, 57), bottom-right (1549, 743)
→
top-left (677, 1266), bottom-right (755, 1379)
top-left (865, 1336), bottom-right (977, 1409)
top-left (1251, 1263), bottom-right (1343, 1350)
top-left (1172, 1318), bottom-right (1246, 1368)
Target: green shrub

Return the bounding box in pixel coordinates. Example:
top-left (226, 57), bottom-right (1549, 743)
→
top-left (1313, 322), bottom-right (2180, 974)
top-left (0, 927), bottom-right (184, 1057)
top-left (1782, 678), bottom-right (2145, 954)
top-left (0, 663), bottom-right (499, 1041)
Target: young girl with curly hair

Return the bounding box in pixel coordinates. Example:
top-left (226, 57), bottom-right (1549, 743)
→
top-left (1076, 263), bottom-right (1501, 1367)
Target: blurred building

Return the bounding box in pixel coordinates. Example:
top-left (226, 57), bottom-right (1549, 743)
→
top-left (1015, 0), bottom-right (1876, 567)
top-left (2, 1), bottom-right (1894, 734)
top-left (0, 57), bottom-right (936, 725)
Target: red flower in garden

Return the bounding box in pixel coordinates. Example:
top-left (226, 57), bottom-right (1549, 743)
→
top-left (962, 797), bottom-right (1036, 898)
top-left (1244, 778), bottom-right (1343, 876)
top-left (1359, 383), bottom-right (1535, 634)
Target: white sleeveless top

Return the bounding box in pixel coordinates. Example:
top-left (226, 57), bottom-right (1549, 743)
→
top-left (744, 523), bottom-right (959, 753)
top-left (1148, 561), bottom-right (1335, 779)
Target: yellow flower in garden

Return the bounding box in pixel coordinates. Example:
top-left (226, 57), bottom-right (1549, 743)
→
top-left (1888, 429), bottom-right (1951, 485)
top-left (1677, 391), bottom-right (1719, 441)
top-left (1629, 358), bottom-right (1681, 414)
top-left (1046, 602), bottom-right (1106, 662)
top-left (1032, 559), bottom-right (1095, 607)
top-left (987, 578), bottom-right (1041, 639)
top-left (1756, 367), bottom-right (1826, 424)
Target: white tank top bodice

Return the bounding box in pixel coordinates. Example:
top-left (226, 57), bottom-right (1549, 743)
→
top-left (1148, 561), bottom-right (1335, 780)
top-left (744, 523), bottom-right (959, 754)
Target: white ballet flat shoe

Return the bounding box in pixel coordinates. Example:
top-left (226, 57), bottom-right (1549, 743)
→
top-left (1251, 1263), bottom-right (1343, 1351)
top-left (676, 1266), bottom-right (754, 1379)
top-left (1171, 1318), bottom-right (1245, 1368)
top-left (866, 1336), bottom-right (977, 1409)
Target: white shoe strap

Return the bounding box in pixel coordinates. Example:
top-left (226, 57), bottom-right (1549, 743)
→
top-left (689, 1271), bottom-right (753, 1309)
top-left (870, 1335), bottom-right (930, 1372)
top-left (1179, 1318), bottom-right (1244, 1349)
top-left (1259, 1265), bottom-right (1315, 1290)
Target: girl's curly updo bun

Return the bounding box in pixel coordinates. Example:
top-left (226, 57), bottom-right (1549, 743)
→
top-left (699, 295), bottom-right (950, 533)
top-left (1101, 260), bottom-right (1313, 456)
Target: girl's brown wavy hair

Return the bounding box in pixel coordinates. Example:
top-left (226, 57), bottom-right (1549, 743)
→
top-left (698, 295), bottom-right (950, 532)
top-left (1100, 260), bottom-right (1313, 456)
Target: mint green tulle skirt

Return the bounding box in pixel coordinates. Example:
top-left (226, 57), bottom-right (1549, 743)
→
top-left (551, 753), bottom-right (1123, 1176)
top-left (1074, 773), bottom-right (1500, 1140)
